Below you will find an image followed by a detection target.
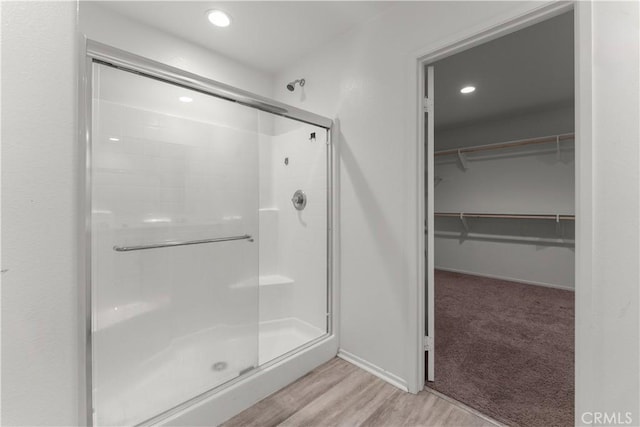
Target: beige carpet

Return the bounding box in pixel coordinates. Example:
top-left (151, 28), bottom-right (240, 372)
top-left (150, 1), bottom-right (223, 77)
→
top-left (429, 270), bottom-right (574, 427)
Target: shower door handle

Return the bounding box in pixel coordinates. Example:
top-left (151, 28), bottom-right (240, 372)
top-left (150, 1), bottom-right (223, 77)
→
top-left (113, 234), bottom-right (253, 252)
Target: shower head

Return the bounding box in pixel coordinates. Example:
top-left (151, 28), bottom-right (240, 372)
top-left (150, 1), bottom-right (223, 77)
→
top-left (286, 78), bottom-right (305, 92)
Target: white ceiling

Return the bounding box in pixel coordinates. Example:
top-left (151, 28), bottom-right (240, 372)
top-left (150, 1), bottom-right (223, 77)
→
top-left (433, 11), bottom-right (574, 129)
top-left (97, 1), bottom-right (394, 73)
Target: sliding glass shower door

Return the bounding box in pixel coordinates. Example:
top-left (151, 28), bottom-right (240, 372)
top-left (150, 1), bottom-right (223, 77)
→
top-left (90, 63), bottom-right (260, 426)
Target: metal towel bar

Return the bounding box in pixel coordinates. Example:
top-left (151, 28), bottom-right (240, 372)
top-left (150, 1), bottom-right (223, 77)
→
top-left (113, 234), bottom-right (253, 252)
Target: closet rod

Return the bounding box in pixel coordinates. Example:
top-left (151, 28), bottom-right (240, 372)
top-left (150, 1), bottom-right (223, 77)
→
top-left (434, 133), bottom-right (575, 157)
top-left (435, 213), bottom-right (575, 220)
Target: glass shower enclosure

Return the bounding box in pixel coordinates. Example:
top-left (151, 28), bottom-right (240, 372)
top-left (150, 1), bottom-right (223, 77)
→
top-left (84, 41), bottom-right (332, 426)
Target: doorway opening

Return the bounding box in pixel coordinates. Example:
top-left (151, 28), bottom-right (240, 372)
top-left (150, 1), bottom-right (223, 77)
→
top-left (422, 9), bottom-right (575, 427)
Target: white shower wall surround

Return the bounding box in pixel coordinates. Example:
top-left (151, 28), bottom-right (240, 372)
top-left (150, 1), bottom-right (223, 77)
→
top-left (90, 57), bottom-right (332, 426)
top-left (259, 121), bottom-right (328, 329)
top-left (257, 117), bottom-right (328, 359)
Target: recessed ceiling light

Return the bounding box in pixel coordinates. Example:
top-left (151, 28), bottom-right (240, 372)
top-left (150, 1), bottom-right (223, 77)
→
top-left (460, 86), bottom-right (476, 94)
top-left (179, 96), bottom-right (193, 103)
top-left (207, 10), bottom-right (231, 27)
top-left (108, 137), bottom-right (120, 142)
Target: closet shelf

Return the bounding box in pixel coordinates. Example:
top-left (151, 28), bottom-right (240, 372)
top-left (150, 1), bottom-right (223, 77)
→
top-left (435, 212), bottom-right (574, 235)
top-left (435, 212), bottom-right (575, 220)
top-left (434, 132), bottom-right (575, 157)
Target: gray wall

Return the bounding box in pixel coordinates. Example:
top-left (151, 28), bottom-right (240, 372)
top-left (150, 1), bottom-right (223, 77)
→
top-left (2, 2), bottom-right (80, 425)
top-left (434, 105), bottom-right (575, 289)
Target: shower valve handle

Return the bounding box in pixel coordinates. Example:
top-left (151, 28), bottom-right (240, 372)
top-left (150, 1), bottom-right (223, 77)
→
top-left (291, 190), bottom-right (307, 211)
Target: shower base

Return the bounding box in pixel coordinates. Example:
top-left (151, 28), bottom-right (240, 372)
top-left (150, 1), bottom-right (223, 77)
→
top-left (94, 317), bottom-right (324, 426)
top-left (259, 317), bottom-right (325, 364)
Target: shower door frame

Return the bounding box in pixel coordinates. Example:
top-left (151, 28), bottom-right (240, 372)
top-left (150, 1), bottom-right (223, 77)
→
top-left (78, 38), bottom-right (336, 426)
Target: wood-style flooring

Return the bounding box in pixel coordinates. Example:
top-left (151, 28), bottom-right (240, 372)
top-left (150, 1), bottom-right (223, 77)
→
top-left (222, 358), bottom-right (498, 427)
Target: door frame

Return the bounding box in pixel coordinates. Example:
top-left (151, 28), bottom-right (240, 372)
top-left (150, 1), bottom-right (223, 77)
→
top-left (408, 0), bottom-right (590, 401)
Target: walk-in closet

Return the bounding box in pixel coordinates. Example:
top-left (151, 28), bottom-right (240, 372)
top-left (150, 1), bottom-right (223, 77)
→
top-left (425, 11), bottom-right (575, 427)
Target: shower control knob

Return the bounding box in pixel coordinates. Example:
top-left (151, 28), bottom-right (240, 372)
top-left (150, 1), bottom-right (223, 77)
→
top-left (291, 190), bottom-right (307, 211)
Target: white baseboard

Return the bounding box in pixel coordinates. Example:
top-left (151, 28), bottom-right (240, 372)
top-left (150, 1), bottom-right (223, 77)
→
top-left (337, 349), bottom-right (408, 392)
top-left (435, 266), bottom-right (575, 291)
